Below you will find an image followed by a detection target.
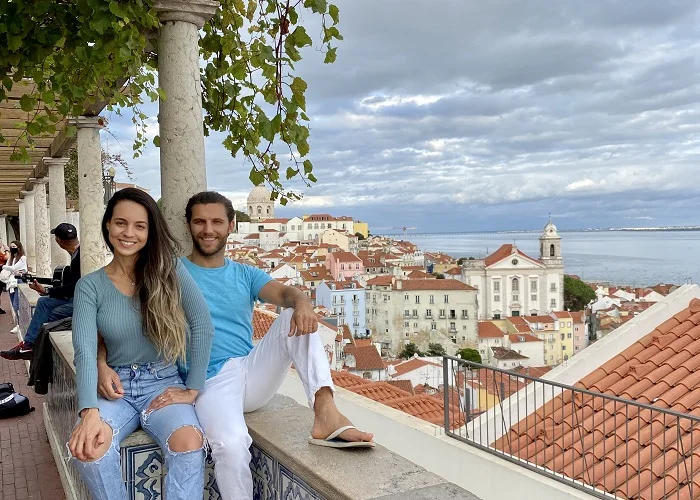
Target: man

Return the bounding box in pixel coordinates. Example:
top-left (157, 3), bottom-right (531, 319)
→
top-left (1, 223), bottom-right (80, 360)
top-left (97, 192), bottom-right (373, 499)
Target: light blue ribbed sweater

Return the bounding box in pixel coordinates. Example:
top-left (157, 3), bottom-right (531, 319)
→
top-left (72, 261), bottom-right (214, 412)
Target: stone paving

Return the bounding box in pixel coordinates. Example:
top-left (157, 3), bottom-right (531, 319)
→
top-left (0, 306), bottom-right (65, 500)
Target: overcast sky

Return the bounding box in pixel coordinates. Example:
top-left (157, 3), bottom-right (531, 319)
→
top-left (106, 0), bottom-right (700, 232)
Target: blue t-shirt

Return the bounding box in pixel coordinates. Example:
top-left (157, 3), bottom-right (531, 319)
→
top-left (180, 257), bottom-right (273, 378)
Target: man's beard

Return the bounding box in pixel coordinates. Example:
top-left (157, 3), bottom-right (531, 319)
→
top-left (192, 235), bottom-right (226, 257)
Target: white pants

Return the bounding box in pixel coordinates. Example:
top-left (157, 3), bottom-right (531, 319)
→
top-left (195, 308), bottom-right (335, 500)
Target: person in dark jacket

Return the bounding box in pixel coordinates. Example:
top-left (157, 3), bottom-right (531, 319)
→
top-left (1, 223), bottom-right (80, 360)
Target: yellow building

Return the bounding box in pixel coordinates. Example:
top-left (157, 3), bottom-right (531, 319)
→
top-left (552, 311), bottom-right (575, 361)
top-left (354, 221), bottom-right (369, 239)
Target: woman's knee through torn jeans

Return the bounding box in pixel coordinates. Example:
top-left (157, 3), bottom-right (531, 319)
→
top-left (67, 361), bottom-right (206, 500)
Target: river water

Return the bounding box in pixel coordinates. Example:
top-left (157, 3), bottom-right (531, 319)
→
top-left (405, 231), bottom-right (700, 287)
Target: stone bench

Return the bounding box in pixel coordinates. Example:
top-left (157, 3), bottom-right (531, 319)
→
top-left (45, 331), bottom-right (477, 499)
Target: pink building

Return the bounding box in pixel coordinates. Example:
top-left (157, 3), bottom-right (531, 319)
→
top-left (325, 251), bottom-right (364, 280)
top-left (571, 311), bottom-right (589, 354)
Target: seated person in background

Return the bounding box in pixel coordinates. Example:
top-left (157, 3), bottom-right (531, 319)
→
top-left (69, 188), bottom-right (214, 499)
top-left (1, 223), bottom-right (80, 360)
top-left (0, 239), bottom-right (9, 314)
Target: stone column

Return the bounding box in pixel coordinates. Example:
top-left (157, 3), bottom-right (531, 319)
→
top-left (0, 215), bottom-right (7, 246)
top-left (30, 178), bottom-right (52, 277)
top-left (66, 209), bottom-right (80, 240)
top-left (155, 0), bottom-right (217, 253)
top-left (15, 198), bottom-right (25, 245)
top-left (20, 189), bottom-right (36, 272)
top-left (46, 157), bottom-right (71, 267)
top-left (74, 116), bottom-right (105, 276)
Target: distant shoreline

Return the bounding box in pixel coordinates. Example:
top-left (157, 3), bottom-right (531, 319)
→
top-left (377, 227), bottom-right (700, 237)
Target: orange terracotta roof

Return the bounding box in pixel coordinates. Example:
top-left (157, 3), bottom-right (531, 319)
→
top-left (261, 218), bottom-right (290, 223)
top-left (354, 339), bottom-right (373, 347)
top-left (523, 315), bottom-right (555, 324)
top-left (479, 321), bottom-right (505, 338)
top-left (348, 382), bottom-right (412, 402)
top-left (508, 316), bottom-right (529, 325)
top-left (366, 275), bottom-right (393, 286)
top-left (407, 270), bottom-right (433, 279)
top-left (383, 394), bottom-right (465, 429)
top-left (345, 345), bottom-right (384, 371)
top-left (551, 311), bottom-right (572, 319)
top-left (330, 370), bottom-right (372, 389)
top-left (392, 357), bottom-right (441, 377)
top-left (329, 251), bottom-right (362, 263)
top-left (495, 297), bottom-right (700, 499)
top-left (386, 379), bottom-right (415, 395)
top-left (445, 267), bottom-right (462, 275)
top-left (491, 346), bottom-right (528, 360)
top-left (508, 334), bottom-right (543, 343)
top-left (484, 244), bottom-right (540, 267)
top-left (400, 279), bottom-right (476, 291)
top-left (252, 308), bottom-right (277, 339)
top-left (512, 366), bottom-right (552, 378)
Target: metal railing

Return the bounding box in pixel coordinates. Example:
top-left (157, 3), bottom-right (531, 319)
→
top-left (442, 355), bottom-right (700, 499)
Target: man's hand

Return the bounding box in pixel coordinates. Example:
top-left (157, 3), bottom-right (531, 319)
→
top-left (29, 280), bottom-right (47, 295)
top-left (145, 388), bottom-right (198, 413)
top-left (97, 363), bottom-right (124, 400)
top-left (289, 299), bottom-right (319, 336)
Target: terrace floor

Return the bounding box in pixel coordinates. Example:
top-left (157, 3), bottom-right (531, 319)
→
top-left (0, 306), bottom-right (65, 500)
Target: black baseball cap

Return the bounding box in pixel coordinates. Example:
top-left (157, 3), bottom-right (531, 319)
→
top-left (51, 223), bottom-right (77, 241)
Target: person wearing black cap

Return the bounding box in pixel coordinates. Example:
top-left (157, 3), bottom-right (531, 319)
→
top-left (1, 223), bottom-right (80, 360)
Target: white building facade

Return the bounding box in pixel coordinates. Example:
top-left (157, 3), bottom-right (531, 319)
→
top-left (461, 221), bottom-right (565, 320)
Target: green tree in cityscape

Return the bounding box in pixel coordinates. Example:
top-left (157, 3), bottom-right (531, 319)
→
top-left (427, 343), bottom-right (447, 357)
top-left (398, 343), bottom-right (422, 359)
top-left (564, 275), bottom-right (596, 311)
top-left (457, 348), bottom-right (482, 364)
top-left (0, 0), bottom-right (341, 205)
top-left (64, 148), bottom-right (132, 202)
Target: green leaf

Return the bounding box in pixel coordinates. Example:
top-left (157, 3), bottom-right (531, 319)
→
top-left (308, 173), bottom-right (317, 183)
top-left (249, 170), bottom-right (264, 185)
top-left (324, 47), bottom-right (337, 64)
top-left (290, 77), bottom-right (307, 95)
top-left (329, 4), bottom-right (340, 23)
top-left (245, 0), bottom-right (256, 21)
top-left (285, 167), bottom-right (296, 180)
top-left (19, 95), bottom-right (35, 112)
top-left (153, 135), bottom-right (160, 147)
top-left (26, 122), bottom-right (42, 136)
top-left (230, 60), bottom-right (247, 80)
top-left (303, 159), bottom-right (313, 174)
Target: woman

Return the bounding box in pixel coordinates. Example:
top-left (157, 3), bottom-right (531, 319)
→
top-left (69, 188), bottom-right (214, 500)
top-left (3, 241), bottom-right (27, 321)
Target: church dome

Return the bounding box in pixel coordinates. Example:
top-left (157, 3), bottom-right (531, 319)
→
top-left (543, 218), bottom-right (559, 237)
top-left (247, 185), bottom-right (272, 204)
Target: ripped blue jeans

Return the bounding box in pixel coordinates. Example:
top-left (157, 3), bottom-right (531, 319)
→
top-left (69, 362), bottom-right (205, 500)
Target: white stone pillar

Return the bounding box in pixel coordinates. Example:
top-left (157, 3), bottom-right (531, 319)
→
top-left (0, 215), bottom-right (7, 246)
top-left (30, 178), bottom-right (52, 277)
top-left (20, 189), bottom-right (36, 272)
top-left (74, 116), bottom-right (105, 276)
top-left (66, 209), bottom-right (80, 240)
top-left (46, 157), bottom-right (71, 267)
top-left (15, 198), bottom-right (25, 246)
top-left (155, 0), bottom-right (217, 253)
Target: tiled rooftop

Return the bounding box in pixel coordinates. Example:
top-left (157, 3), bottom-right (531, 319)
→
top-left (494, 298), bottom-right (700, 500)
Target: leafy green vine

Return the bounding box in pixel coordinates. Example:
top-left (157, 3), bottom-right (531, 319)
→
top-left (0, 0), bottom-right (341, 204)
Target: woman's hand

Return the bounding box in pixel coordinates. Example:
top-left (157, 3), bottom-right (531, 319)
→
top-left (146, 387), bottom-right (198, 413)
top-left (68, 408), bottom-right (111, 461)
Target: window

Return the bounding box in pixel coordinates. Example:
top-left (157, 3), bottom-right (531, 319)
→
top-left (413, 322), bottom-right (418, 328)
top-left (531, 294), bottom-right (537, 302)
top-left (493, 314), bottom-right (501, 320)
top-left (462, 336), bottom-right (466, 341)
top-left (314, 223), bottom-right (319, 229)
top-left (550, 298), bottom-right (556, 308)
top-left (575, 336), bottom-right (580, 341)
top-left (550, 355), bottom-right (554, 360)
top-left (449, 322), bottom-right (456, 332)
top-left (426, 309), bottom-right (432, 318)
top-left (494, 295), bottom-right (501, 302)
top-left (439, 309), bottom-right (446, 318)
top-left (531, 280), bottom-right (537, 293)
top-left (512, 278), bottom-right (520, 292)
top-left (429, 295), bottom-right (434, 304)
top-left (404, 321), bottom-right (409, 327)
top-left (405, 332), bottom-right (410, 338)
top-left (415, 295), bottom-right (420, 304)
top-left (560, 334), bottom-right (565, 340)
top-left (461, 310), bottom-right (469, 319)
top-left (562, 345), bottom-right (566, 351)
top-left (550, 244), bottom-right (555, 257)
top-left (412, 309), bottom-right (418, 317)
top-left (567, 333), bottom-right (572, 338)
top-left (449, 310), bottom-right (456, 319)
top-left (363, 372), bottom-right (372, 379)
top-left (575, 346), bottom-right (580, 351)
top-left (431, 322), bottom-right (437, 330)
top-left (404, 294), bottom-right (409, 301)
top-left (512, 294), bottom-right (519, 302)
top-left (404, 310), bottom-right (410, 317)
top-left (493, 280), bottom-right (500, 292)
top-left (444, 295), bottom-right (449, 303)
top-left (550, 283), bottom-right (557, 292)
top-left (568, 321), bottom-right (572, 327)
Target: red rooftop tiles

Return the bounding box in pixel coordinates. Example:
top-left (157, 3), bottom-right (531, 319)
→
top-left (495, 298), bottom-right (700, 499)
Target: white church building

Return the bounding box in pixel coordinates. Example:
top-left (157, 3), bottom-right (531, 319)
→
top-left (461, 220), bottom-right (565, 320)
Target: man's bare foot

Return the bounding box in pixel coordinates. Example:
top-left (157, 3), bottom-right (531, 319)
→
top-left (311, 387), bottom-right (374, 443)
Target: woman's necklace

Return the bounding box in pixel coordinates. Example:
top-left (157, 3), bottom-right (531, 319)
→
top-left (112, 269), bottom-right (136, 287)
